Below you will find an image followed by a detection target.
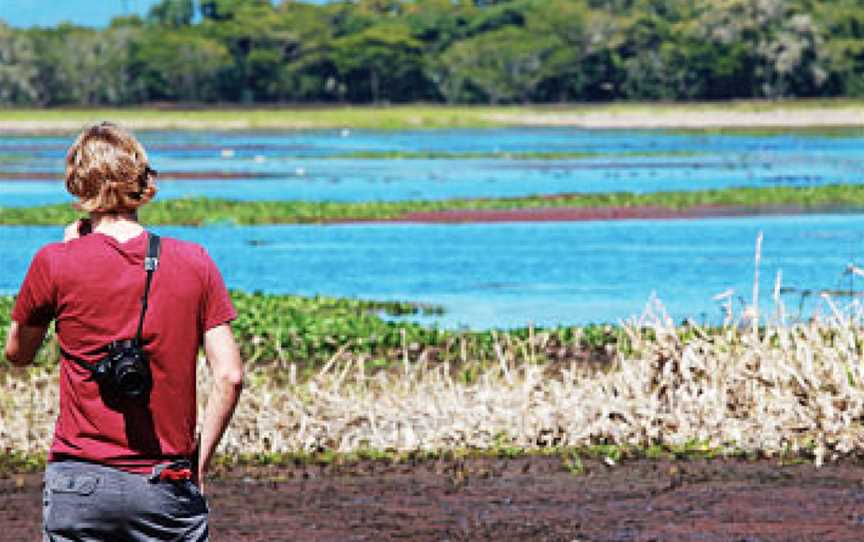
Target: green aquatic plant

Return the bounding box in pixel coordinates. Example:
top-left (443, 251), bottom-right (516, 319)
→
top-left (3, 184), bottom-right (864, 226)
top-left (0, 291), bottom-right (628, 371)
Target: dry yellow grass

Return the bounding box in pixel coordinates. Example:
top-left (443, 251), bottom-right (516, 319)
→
top-left (3, 296), bottom-right (863, 466)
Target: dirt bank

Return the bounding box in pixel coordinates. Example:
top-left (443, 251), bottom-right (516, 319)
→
top-left (3, 455), bottom-right (864, 541)
top-left (2, 104), bottom-right (864, 133)
top-left (485, 107), bottom-right (864, 129)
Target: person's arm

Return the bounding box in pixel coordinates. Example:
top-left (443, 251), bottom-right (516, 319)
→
top-left (4, 321), bottom-right (49, 367)
top-left (5, 223), bottom-right (79, 365)
top-left (197, 323), bottom-right (244, 493)
top-left (8, 246), bottom-right (56, 367)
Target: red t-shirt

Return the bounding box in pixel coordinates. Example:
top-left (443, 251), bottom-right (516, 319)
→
top-left (12, 230), bottom-right (237, 474)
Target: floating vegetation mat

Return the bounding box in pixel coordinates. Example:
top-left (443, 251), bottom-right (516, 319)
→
top-left (3, 299), bottom-right (864, 466)
top-left (5, 184), bottom-right (864, 225)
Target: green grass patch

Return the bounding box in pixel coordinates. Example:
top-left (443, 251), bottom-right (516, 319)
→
top-left (0, 291), bottom-right (627, 372)
top-left (0, 450), bottom-right (47, 475)
top-left (10, 290), bottom-right (850, 376)
top-left (0, 105), bottom-right (505, 131)
top-left (2, 184), bottom-right (864, 226)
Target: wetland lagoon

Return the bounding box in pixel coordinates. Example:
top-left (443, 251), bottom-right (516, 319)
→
top-left (7, 119), bottom-right (864, 541)
top-left (2, 126), bottom-right (864, 328)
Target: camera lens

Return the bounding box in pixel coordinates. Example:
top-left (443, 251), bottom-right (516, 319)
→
top-left (116, 361), bottom-right (149, 398)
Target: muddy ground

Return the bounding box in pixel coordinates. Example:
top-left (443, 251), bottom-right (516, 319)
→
top-left (3, 455), bottom-right (864, 541)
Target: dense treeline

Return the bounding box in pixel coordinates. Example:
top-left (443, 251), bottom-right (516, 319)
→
top-left (2, 0), bottom-right (864, 105)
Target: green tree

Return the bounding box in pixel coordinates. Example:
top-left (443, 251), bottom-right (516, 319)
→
top-left (199, 1), bottom-right (302, 101)
top-left (813, 0), bottom-right (864, 96)
top-left (466, 0), bottom-right (530, 35)
top-left (695, 0), bottom-right (828, 98)
top-left (147, 0), bottom-right (195, 27)
top-left (1, 0), bottom-right (859, 104)
top-left (432, 25), bottom-right (558, 103)
top-left (201, 0), bottom-right (270, 21)
top-left (271, 3), bottom-right (340, 101)
top-left (26, 24), bottom-right (143, 105)
top-left (333, 23), bottom-right (428, 102)
top-left (135, 30), bottom-right (231, 101)
top-left (525, 0), bottom-right (618, 101)
top-left (402, 0), bottom-right (479, 53)
top-left (0, 22), bottom-right (40, 105)
top-left (609, 9), bottom-right (678, 99)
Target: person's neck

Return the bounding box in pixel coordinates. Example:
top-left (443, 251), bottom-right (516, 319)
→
top-left (90, 212), bottom-right (144, 243)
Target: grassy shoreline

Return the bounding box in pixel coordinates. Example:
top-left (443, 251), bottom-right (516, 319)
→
top-left (3, 99), bottom-right (864, 132)
top-left (2, 184), bottom-right (864, 225)
top-left (0, 440), bottom-right (819, 477)
top-left (3, 290), bottom-right (862, 467)
top-left (0, 105), bottom-right (501, 132)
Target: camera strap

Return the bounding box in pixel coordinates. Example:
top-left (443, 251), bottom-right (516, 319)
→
top-left (63, 232), bottom-right (161, 374)
top-left (135, 233), bottom-right (161, 345)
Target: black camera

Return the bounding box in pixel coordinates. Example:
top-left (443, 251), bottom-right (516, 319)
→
top-left (94, 339), bottom-right (152, 399)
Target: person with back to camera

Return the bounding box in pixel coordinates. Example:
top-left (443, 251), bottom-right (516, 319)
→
top-left (3, 122), bottom-right (244, 541)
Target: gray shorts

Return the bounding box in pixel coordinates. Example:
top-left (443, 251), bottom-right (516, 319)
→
top-left (43, 459), bottom-right (208, 542)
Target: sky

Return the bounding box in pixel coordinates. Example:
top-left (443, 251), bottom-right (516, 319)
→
top-left (1, 0), bottom-right (329, 28)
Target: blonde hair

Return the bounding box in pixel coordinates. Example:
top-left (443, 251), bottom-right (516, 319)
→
top-left (65, 122), bottom-right (157, 213)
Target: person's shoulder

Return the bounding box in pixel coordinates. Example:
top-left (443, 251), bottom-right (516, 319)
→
top-left (33, 241), bottom-right (67, 262)
top-left (24, 242), bottom-right (68, 277)
top-left (159, 236), bottom-right (218, 272)
top-left (160, 236), bottom-right (210, 259)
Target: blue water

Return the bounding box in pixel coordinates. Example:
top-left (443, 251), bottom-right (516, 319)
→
top-left (2, 128), bottom-right (863, 207)
top-left (2, 214), bottom-right (862, 328)
top-left (3, 128), bottom-right (863, 328)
